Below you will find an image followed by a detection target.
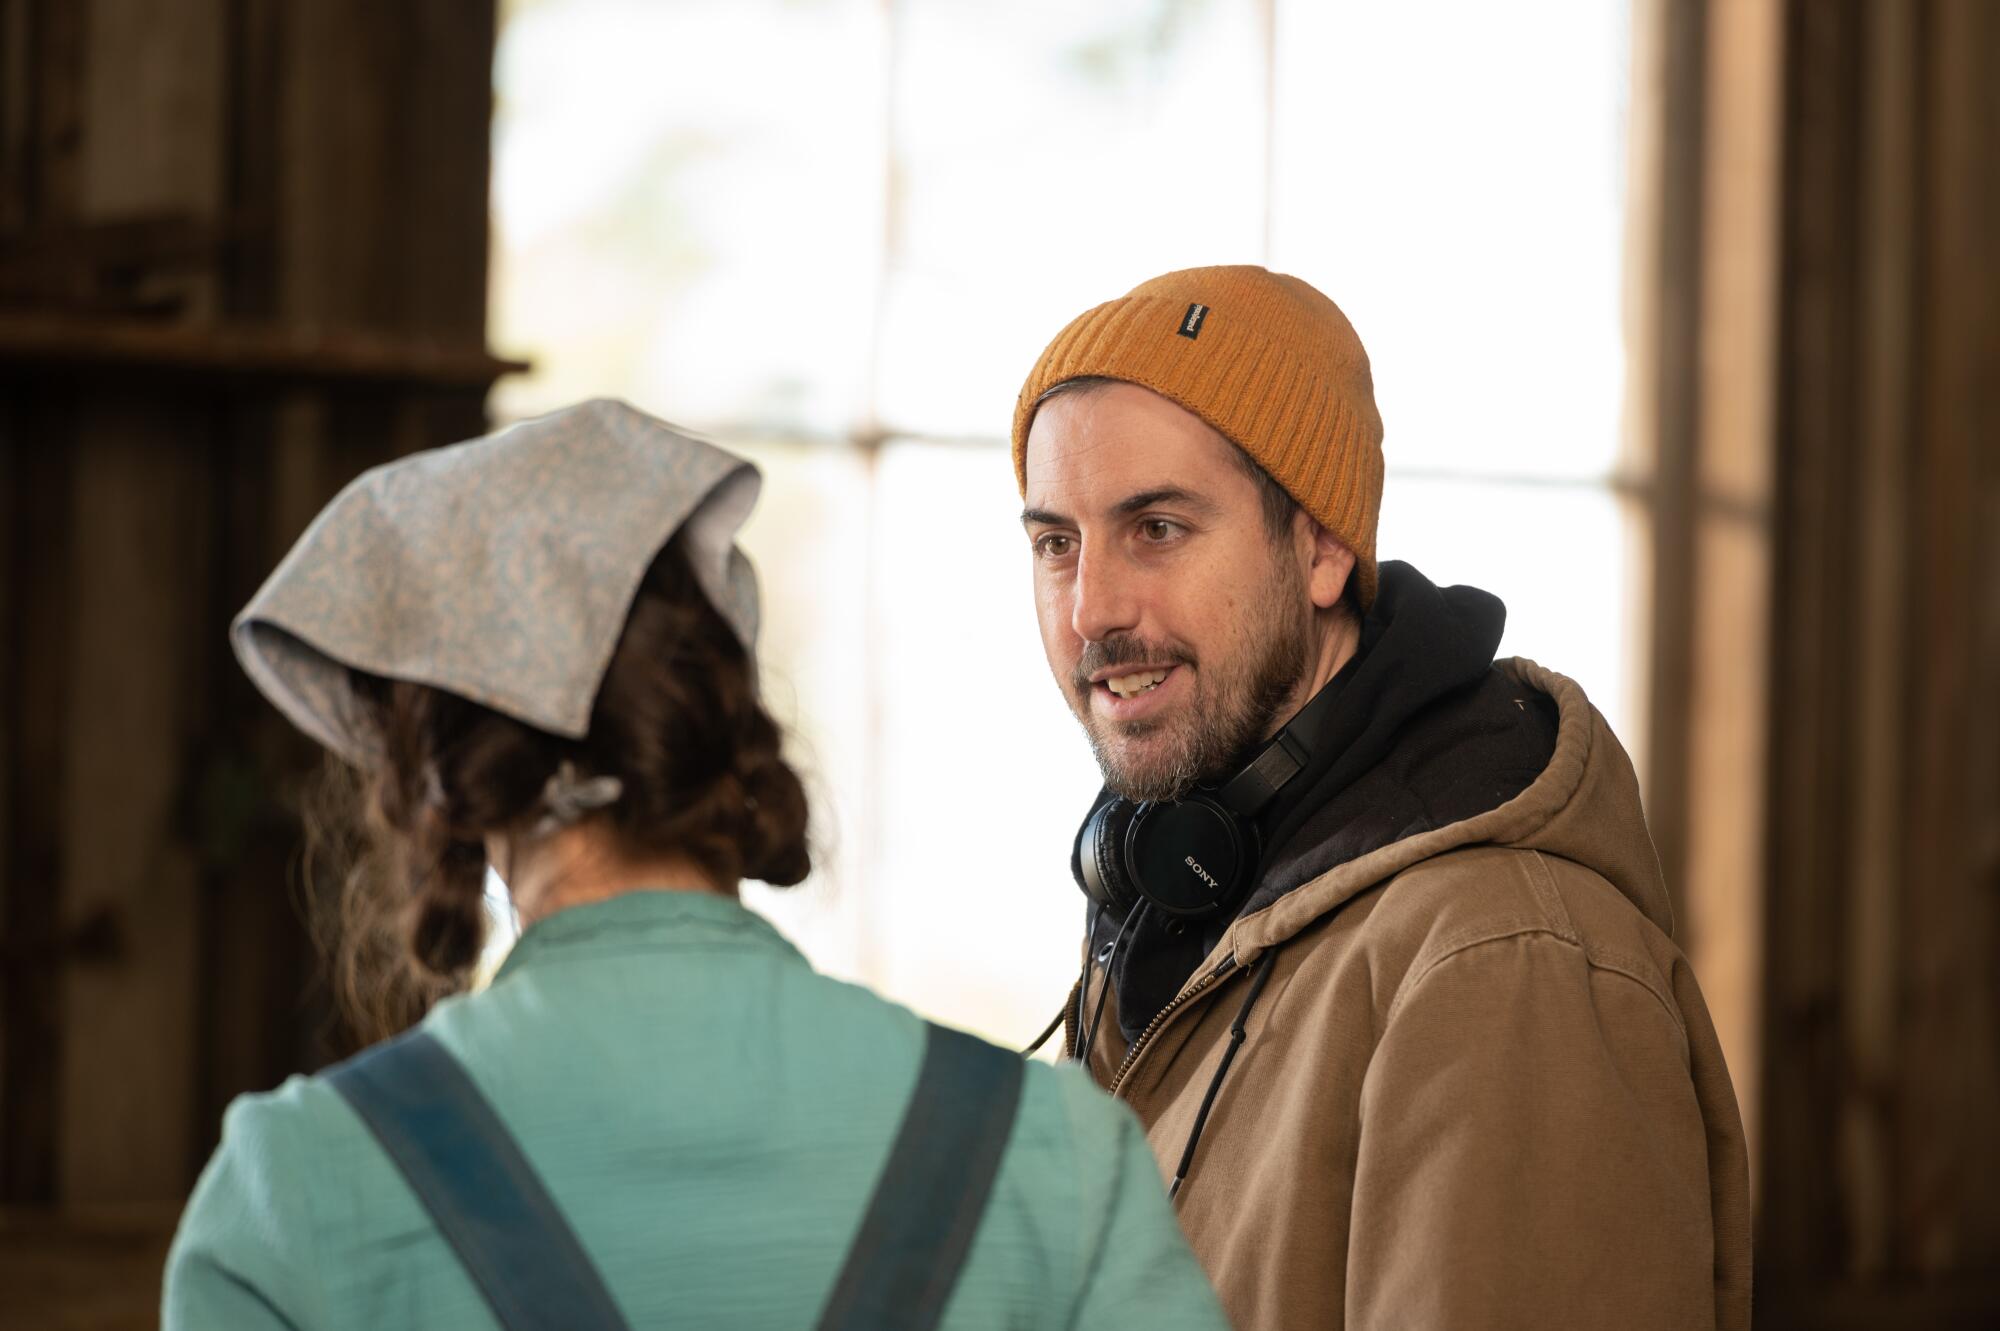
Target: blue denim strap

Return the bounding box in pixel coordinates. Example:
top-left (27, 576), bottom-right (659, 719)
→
top-left (327, 1030), bottom-right (629, 1331)
top-left (329, 1021), bottom-right (1025, 1331)
top-left (816, 1023), bottom-right (1028, 1331)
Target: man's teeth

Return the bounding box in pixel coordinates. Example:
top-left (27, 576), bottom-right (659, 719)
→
top-left (1106, 668), bottom-right (1170, 698)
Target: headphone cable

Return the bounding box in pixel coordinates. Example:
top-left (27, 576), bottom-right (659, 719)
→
top-left (1024, 901), bottom-right (1102, 1058)
top-left (1078, 902), bottom-right (1147, 1070)
top-left (1020, 1005), bottom-right (1065, 1058)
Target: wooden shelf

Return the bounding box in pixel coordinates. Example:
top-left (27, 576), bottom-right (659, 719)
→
top-left (0, 315), bottom-right (529, 389)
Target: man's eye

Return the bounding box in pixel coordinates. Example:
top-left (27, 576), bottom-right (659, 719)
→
top-left (1034, 534), bottom-right (1074, 559)
top-left (1139, 519), bottom-right (1177, 541)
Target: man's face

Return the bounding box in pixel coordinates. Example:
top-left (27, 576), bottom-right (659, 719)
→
top-left (1022, 382), bottom-right (1313, 802)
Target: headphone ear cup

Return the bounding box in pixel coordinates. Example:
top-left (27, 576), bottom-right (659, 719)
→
top-left (1125, 796), bottom-right (1255, 918)
top-left (1074, 798), bottom-right (1141, 916)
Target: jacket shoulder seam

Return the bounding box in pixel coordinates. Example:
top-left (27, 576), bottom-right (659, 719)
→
top-left (1390, 926), bottom-right (1689, 1046)
top-left (1390, 923), bottom-right (1564, 1025)
top-left (1523, 850), bottom-right (1581, 941)
top-left (1575, 946), bottom-right (1690, 1046)
top-left (1523, 855), bottom-right (1688, 1041)
top-left (1375, 846), bottom-right (1577, 985)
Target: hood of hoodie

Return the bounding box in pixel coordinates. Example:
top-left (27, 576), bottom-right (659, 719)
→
top-left (1094, 560), bottom-right (1537, 1041)
top-left (1222, 654), bottom-right (1673, 968)
top-left (1088, 561), bottom-right (1671, 1044)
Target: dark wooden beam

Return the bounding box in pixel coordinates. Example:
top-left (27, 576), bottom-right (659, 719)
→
top-left (1759, 0), bottom-right (2000, 1316)
top-left (1760, 0), bottom-right (1867, 1288)
top-left (1894, 0), bottom-right (2000, 1278)
top-left (0, 395), bottom-right (74, 1205)
top-left (0, 314), bottom-right (526, 388)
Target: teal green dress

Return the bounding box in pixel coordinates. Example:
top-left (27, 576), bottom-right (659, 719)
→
top-left (163, 891), bottom-right (1227, 1329)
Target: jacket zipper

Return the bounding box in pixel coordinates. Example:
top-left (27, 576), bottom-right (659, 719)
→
top-left (1059, 978), bottom-right (1082, 1060)
top-left (1107, 955), bottom-right (1240, 1097)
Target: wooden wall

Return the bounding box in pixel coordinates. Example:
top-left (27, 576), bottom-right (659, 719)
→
top-left (1642, 1), bottom-right (2000, 1325)
top-left (1757, 1), bottom-right (2000, 1323)
top-left (0, 1), bottom-right (508, 1321)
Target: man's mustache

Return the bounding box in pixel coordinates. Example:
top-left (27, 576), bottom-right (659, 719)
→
top-left (1070, 635), bottom-right (1196, 696)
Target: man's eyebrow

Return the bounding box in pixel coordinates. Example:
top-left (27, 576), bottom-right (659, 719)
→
top-left (1021, 488), bottom-right (1217, 527)
top-left (1112, 486), bottom-right (1217, 517)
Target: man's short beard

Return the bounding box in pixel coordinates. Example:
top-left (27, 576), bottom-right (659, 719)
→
top-left (1075, 558), bottom-right (1311, 803)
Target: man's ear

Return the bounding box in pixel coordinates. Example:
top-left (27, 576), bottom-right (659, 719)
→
top-left (1298, 513), bottom-right (1356, 611)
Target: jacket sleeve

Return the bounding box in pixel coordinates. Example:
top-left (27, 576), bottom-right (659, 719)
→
top-left (1066, 1090), bottom-right (1233, 1330)
top-left (1344, 932), bottom-right (1721, 1330)
top-left (162, 1090), bottom-right (323, 1331)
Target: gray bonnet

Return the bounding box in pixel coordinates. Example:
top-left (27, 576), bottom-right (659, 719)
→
top-left (232, 398), bottom-right (761, 764)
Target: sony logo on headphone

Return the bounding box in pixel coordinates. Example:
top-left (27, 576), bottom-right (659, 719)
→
top-left (1184, 856), bottom-right (1221, 892)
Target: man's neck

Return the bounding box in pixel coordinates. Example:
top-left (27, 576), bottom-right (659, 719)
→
top-left (1281, 606), bottom-right (1363, 733)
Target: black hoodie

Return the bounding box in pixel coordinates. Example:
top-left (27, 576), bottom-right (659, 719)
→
top-left (1086, 560), bottom-right (1560, 1043)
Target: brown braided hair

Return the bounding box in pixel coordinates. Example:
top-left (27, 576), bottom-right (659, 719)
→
top-left (302, 533), bottom-right (811, 1048)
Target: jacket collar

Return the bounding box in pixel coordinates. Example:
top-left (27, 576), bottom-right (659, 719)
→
top-left (1212, 657), bottom-right (1671, 974)
top-left (491, 888), bottom-right (801, 986)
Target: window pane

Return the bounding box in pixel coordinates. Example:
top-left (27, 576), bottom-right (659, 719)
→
top-left (1378, 477), bottom-right (1639, 749)
top-left (701, 435), bottom-right (1092, 1046)
top-left (855, 439), bottom-right (1101, 1041)
top-left (879, 0), bottom-right (1270, 439)
top-left (491, 0), bottom-right (883, 434)
top-left (729, 440), bottom-right (879, 984)
top-left (1271, 0), bottom-right (1630, 480)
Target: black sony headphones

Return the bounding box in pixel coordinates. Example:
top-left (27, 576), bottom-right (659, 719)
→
top-left (1072, 677), bottom-right (1346, 921)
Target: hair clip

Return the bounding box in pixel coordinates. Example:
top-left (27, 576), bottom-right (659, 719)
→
top-left (532, 760), bottom-right (624, 836)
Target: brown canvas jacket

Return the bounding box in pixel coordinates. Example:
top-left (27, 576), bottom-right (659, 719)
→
top-left (1065, 659), bottom-right (1752, 1330)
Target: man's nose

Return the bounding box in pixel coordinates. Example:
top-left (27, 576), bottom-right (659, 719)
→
top-left (1071, 546), bottom-right (1141, 643)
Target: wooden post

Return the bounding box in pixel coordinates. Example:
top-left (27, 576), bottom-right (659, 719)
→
top-left (0, 0), bottom-right (509, 1233)
top-left (1757, 0), bottom-right (2000, 1319)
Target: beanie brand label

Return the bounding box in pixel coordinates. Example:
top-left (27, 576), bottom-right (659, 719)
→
top-left (1179, 303), bottom-right (1209, 339)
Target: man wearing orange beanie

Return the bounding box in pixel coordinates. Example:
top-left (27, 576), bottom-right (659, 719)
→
top-left (1014, 265), bottom-right (1750, 1329)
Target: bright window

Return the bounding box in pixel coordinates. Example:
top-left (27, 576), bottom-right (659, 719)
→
top-left (487, 0), bottom-right (1639, 1043)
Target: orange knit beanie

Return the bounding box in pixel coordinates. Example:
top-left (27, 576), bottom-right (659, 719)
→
top-left (1012, 264), bottom-right (1385, 609)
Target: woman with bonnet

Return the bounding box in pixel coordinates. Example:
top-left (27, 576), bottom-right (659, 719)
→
top-left (162, 400), bottom-right (1224, 1330)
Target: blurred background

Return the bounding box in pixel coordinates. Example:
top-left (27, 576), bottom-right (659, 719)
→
top-left (0, 0), bottom-right (1994, 1326)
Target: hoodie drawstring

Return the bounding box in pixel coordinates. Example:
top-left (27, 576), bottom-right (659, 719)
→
top-left (1168, 952), bottom-right (1276, 1201)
